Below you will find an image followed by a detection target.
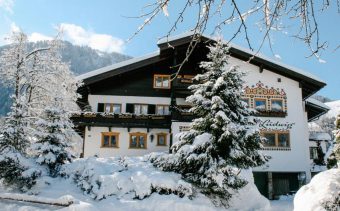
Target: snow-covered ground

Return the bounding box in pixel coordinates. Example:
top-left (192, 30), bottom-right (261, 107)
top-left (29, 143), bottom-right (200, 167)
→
top-left (294, 168), bottom-right (340, 211)
top-left (0, 155), bottom-right (275, 211)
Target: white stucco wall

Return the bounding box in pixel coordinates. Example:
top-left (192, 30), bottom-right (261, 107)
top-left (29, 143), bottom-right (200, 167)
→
top-left (226, 57), bottom-right (311, 180)
top-left (84, 127), bottom-right (170, 158)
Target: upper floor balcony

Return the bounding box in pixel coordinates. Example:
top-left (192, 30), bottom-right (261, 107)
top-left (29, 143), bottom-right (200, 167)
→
top-left (71, 113), bottom-right (171, 129)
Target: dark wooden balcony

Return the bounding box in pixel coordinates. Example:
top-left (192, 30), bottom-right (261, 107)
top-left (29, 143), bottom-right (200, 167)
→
top-left (171, 110), bottom-right (196, 122)
top-left (71, 113), bottom-right (171, 129)
top-left (172, 76), bottom-right (194, 97)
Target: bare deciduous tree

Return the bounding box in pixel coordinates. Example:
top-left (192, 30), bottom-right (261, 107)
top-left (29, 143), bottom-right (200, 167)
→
top-left (131, 0), bottom-right (339, 78)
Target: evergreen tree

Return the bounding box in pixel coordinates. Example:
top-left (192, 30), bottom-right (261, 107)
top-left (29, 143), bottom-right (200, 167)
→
top-left (326, 115), bottom-right (340, 169)
top-left (0, 32), bottom-right (41, 190)
top-left (32, 106), bottom-right (74, 176)
top-left (151, 40), bottom-right (266, 206)
top-left (333, 115), bottom-right (340, 165)
top-left (0, 96), bottom-right (41, 190)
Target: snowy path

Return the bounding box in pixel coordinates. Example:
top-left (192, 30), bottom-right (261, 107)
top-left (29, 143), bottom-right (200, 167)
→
top-left (269, 200), bottom-right (294, 211)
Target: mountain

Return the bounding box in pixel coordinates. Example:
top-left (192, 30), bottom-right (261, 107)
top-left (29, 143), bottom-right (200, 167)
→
top-left (311, 95), bottom-right (333, 103)
top-left (0, 41), bottom-right (132, 116)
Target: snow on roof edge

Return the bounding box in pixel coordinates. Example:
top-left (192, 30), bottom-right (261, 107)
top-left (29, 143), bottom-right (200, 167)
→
top-left (306, 98), bottom-right (331, 110)
top-left (158, 32), bottom-right (326, 85)
top-left (77, 51), bottom-right (160, 81)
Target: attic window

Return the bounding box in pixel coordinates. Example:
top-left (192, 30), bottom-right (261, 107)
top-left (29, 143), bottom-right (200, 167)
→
top-left (154, 75), bottom-right (170, 89)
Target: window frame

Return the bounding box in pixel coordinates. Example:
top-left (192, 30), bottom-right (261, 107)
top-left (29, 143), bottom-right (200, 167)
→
top-left (261, 131), bottom-right (290, 148)
top-left (157, 133), bottom-right (167, 146)
top-left (103, 103), bottom-right (122, 113)
top-left (153, 74), bottom-right (171, 89)
top-left (156, 104), bottom-right (170, 115)
top-left (101, 132), bottom-right (120, 148)
top-left (129, 132), bottom-right (148, 149)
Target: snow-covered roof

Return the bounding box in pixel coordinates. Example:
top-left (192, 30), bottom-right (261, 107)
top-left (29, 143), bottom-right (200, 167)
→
top-left (309, 131), bottom-right (332, 141)
top-left (77, 51), bottom-right (159, 81)
top-left (78, 32), bottom-right (326, 94)
top-left (158, 31), bottom-right (325, 84)
top-left (306, 98), bottom-right (331, 110)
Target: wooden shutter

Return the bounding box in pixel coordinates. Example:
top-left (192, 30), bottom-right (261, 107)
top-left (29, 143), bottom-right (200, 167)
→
top-left (126, 103), bottom-right (134, 113)
top-left (97, 103), bottom-right (104, 112)
top-left (148, 104), bottom-right (156, 114)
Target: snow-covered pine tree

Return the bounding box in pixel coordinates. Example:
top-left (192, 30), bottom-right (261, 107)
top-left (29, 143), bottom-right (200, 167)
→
top-left (334, 115), bottom-right (340, 166)
top-left (151, 40), bottom-right (266, 206)
top-left (32, 106), bottom-right (74, 176)
top-left (31, 38), bottom-right (79, 176)
top-left (326, 115), bottom-right (340, 169)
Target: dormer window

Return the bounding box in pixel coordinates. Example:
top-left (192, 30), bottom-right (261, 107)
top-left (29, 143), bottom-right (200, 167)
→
top-left (154, 74), bottom-right (170, 89)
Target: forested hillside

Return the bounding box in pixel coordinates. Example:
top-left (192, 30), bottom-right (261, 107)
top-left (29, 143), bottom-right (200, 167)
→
top-left (0, 41), bottom-right (131, 116)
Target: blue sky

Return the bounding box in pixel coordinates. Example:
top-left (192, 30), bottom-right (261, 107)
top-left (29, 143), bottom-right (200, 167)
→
top-left (0, 0), bottom-right (339, 99)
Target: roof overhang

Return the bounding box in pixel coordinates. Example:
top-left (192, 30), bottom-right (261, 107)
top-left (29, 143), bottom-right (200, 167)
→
top-left (158, 33), bottom-right (326, 100)
top-left (305, 98), bottom-right (330, 122)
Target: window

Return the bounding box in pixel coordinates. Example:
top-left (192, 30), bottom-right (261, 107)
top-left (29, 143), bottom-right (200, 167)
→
top-left (154, 75), bottom-right (171, 89)
top-left (134, 104), bottom-right (148, 115)
top-left (98, 103), bottom-right (121, 113)
top-left (310, 147), bottom-right (318, 159)
top-left (129, 132), bottom-right (147, 149)
top-left (156, 105), bottom-right (170, 115)
top-left (271, 99), bottom-right (283, 111)
top-left (101, 132), bottom-right (119, 148)
top-left (278, 133), bottom-right (289, 147)
top-left (157, 133), bottom-right (167, 146)
top-left (263, 133), bottom-right (276, 147)
top-left (261, 131), bottom-right (290, 148)
top-left (255, 99), bottom-right (267, 111)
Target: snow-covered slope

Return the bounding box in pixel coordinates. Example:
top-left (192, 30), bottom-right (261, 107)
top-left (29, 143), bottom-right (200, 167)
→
top-left (325, 100), bottom-right (340, 119)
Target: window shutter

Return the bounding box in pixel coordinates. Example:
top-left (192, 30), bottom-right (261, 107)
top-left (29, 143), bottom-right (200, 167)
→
top-left (97, 103), bottom-right (104, 112)
top-left (148, 104), bottom-right (156, 114)
top-left (126, 103), bottom-right (134, 113)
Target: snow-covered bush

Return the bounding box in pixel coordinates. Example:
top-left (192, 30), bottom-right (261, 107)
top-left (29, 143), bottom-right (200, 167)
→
top-left (294, 168), bottom-right (340, 211)
top-left (151, 40), bottom-right (266, 207)
top-left (0, 148), bottom-right (41, 191)
top-left (61, 156), bottom-right (194, 200)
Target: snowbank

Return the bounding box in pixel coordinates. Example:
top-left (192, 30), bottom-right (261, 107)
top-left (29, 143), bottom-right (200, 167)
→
top-left (60, 155), bottom-right (270, 210)
top-left (0, 155), bottom-right (270, 210)
top-left (294, 168), bottom-right (340, 211)
top-left (61, 156), bottom-right (193, 200)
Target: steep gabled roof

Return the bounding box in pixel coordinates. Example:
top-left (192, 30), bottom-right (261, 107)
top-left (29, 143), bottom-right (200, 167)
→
top-left (77, 32), bottom-right (326, 99)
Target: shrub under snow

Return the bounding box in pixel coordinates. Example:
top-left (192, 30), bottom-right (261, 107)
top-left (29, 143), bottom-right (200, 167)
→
top-left (294, 168), bottom-right (340, 211)
top-left (60, 155), bottom-right (269, 210)
top-left (61, 156), bottom-right (193, 200)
